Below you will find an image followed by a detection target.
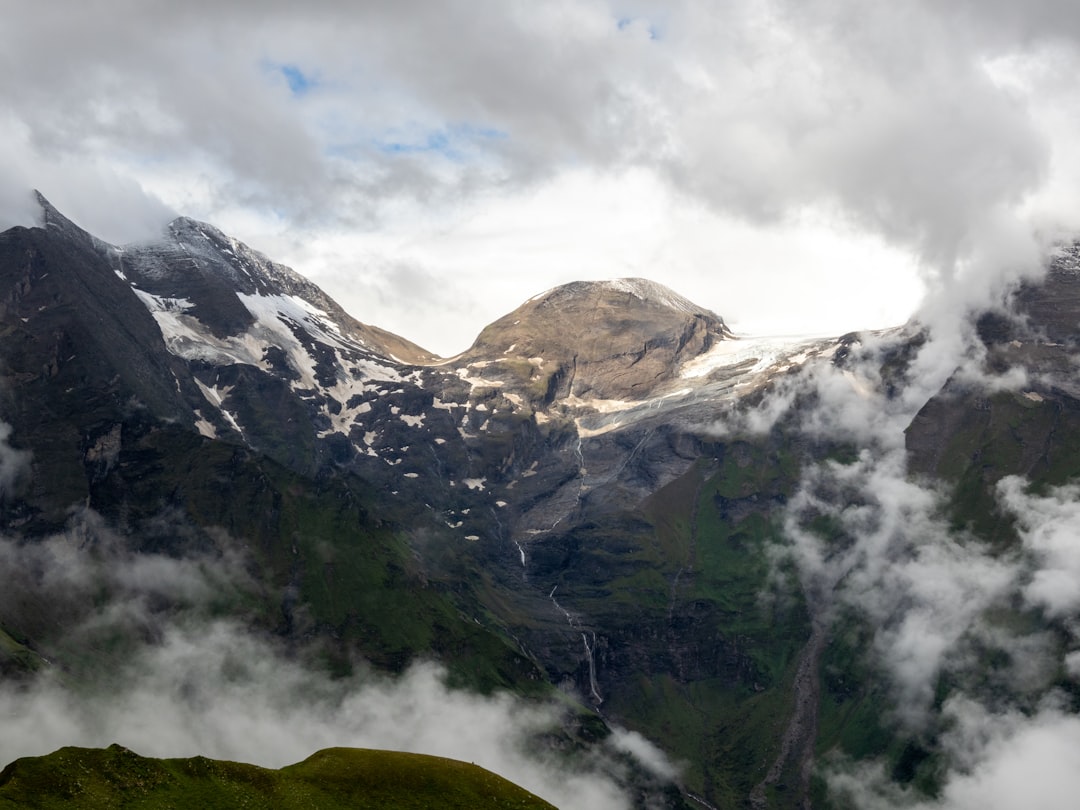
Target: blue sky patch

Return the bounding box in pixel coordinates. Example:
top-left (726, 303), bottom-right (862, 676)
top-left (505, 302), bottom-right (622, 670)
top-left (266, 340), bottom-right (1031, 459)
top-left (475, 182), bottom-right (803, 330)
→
top-left (374, 124), bottom-right (508, 162)
top-left (262, 61), bottom-right (318, 97)
top-left (280, 64), bottom-right (313, 96)
top-left (616, 16), bottom-right (660, 40)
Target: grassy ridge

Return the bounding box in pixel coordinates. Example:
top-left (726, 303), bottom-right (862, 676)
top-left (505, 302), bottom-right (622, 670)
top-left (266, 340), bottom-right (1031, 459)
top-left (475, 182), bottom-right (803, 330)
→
top-left (0, 745), bottom-right (557, 809)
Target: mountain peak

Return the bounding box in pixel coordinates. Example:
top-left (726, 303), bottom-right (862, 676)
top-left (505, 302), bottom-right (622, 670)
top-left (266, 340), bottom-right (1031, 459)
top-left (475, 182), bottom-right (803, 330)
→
top-left (32, 191), bottom-right (101, 248)
top-left (463, 277), bottom-right (733, 401)
top-left (114, 214), bottom-right (438, 364)
top-left (534, 277), bottom-right (720, 319)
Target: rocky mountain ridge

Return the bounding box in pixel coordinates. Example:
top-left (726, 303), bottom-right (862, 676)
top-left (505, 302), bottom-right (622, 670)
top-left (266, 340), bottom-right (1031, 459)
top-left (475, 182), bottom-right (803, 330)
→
top-left (6, 194), bottom-right (1080, 808)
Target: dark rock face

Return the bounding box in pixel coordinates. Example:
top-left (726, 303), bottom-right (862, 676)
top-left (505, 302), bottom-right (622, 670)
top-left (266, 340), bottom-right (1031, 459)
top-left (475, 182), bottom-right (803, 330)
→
top-left (0, 206), bottom-right (216, 527)
top-left (907, 243), bottom-right (1080, 488)
top-left (1012, 245), bottom-right (1080, 346)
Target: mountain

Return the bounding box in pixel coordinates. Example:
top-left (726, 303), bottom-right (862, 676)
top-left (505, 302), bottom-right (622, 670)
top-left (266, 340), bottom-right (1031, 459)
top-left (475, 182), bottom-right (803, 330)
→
top-left (461, 277), bottom-right (734, 402)
top-left (3, 193), bottom-right (1080, 808)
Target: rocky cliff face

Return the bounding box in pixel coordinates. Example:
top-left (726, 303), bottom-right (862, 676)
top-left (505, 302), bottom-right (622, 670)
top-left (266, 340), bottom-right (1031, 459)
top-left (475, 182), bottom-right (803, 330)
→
top-left (461, 278), bottom-right (734, 403)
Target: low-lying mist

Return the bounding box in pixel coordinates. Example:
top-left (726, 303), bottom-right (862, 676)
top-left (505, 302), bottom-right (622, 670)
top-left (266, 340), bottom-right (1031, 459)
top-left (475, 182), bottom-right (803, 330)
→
top-left (0, 516), bottom-right (674, 810)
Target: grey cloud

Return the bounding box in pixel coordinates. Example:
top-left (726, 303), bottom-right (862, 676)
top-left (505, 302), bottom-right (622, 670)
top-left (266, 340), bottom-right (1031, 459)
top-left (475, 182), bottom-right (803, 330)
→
top-left (778, 443), bottom-right (1021, 727)
top-left (735, 286), bottom-right (1080, 804)
top-left (3, 0), bottom-right (1075, 331)
top-left (0, 423), bottom-right (30, 501)
top-left (0, 509), bottom-right (257, 662)
top-left (0, 510), bottom-right (675, 809)
top-left (998, 476), bottom-right (1080, 620)
top-left (829, 697), bottom-right (1080, 810)
top-left (0, 128), bottom-right (176, 243)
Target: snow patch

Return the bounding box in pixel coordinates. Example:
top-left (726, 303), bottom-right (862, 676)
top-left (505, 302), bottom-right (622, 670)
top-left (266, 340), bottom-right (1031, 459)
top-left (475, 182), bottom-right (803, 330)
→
top-left (192, 411), bottom-right (217, 439)
top-left (679, 334), bottom-right (830, 380)
top-left (601, 277), bottom-right (704, 314)
top-left (456, 367), bottom-right (504, 389)
top-left (562, 393), bottom-right (636, 414)
top-left (194, 379), bottom-right (233, 408)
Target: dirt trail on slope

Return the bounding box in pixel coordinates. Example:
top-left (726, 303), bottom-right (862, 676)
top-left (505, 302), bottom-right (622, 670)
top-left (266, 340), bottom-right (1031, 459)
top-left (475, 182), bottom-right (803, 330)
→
top-left (748, 617), bottom-right (827, 809)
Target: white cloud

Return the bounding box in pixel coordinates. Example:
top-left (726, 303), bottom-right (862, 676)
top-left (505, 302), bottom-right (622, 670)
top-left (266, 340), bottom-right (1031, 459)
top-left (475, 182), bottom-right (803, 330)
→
top-left (6, 1), bottom-right (1080, 352)
top-left (830, 697), bottom-right (1080, 810)
top-left (0, 520), bottom-right (676, 810)
top-left (0, 623), bottom-right (669, 810)
top-left (998, 476), bottom-right (1080, 620)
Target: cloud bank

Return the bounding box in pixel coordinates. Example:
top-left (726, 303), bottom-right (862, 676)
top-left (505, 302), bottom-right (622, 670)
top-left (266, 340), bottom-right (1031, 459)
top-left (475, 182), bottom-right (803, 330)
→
top-left (720, 272), bottom-right (1080, 806)
top-left (0, 518), bottom-right (674, 810)
top-left (5, 1), bottom-right (1080, 351)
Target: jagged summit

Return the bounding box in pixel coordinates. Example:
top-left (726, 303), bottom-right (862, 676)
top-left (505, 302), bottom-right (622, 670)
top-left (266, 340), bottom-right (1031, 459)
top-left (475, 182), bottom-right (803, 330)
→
top-left (26, 194), bottom-right (438, 366)
top-left (125, 213), bottom-right (438, 364)
top-left (33, 191), bottom-right (105, 250)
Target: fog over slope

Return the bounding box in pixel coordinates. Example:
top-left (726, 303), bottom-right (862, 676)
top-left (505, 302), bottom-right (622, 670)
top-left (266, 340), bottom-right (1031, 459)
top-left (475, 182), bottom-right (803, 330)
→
top-left (0, 518), bottom-right (673, 810)
top-left (713, 260), bottom-right (1080, 808)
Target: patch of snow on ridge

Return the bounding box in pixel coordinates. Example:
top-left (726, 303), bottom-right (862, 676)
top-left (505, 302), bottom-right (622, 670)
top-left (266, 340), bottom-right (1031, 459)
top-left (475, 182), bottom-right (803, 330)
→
top-left (194, 380), bottom-right (233, 408)
top-left (679, 334), bottom-right (832, 379)
top-left (132, 290), bottom-right (194, 315)
top-left (561, 393), bottom-right (637, 414)
top-left (602, 278), bottom-right (704, 315)
top-left (132, 283), bottom-right (423, 443)
top-left (456, 367), bottom-right (504, 389)
top-left (192, 410), bottom-right (217, 439)
top-left (136, 290), bottom-right (272, 368)
top-left (137, 288), bottom-right (404, 389)
top-left (238, 293), bottom-right (363, 355)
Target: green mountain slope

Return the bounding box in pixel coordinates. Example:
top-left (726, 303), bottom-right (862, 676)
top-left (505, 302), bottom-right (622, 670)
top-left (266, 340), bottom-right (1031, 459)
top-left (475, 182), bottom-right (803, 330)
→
top-left (0, 744), bottom-right (557, 809)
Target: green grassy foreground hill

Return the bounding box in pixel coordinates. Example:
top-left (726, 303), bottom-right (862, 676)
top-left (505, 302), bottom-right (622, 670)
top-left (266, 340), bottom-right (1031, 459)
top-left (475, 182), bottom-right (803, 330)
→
top-left (0, 744), bottom-right (558, 809)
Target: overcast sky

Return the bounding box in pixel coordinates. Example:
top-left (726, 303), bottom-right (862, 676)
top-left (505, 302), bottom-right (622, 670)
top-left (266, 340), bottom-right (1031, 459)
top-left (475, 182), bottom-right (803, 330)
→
top-left (4, 1), bottom-right (1080, 354)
